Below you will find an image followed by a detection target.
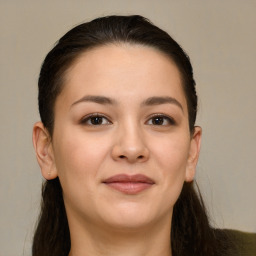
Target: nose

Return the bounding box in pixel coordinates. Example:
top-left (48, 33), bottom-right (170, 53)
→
top-left (111, 124), bottom-right (149, 163)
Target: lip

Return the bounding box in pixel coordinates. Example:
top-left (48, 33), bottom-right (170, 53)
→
top-left (103, 174), bottom-right (155, 195)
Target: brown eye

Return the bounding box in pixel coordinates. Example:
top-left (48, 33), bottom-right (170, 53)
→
top-left (147, 115), bottom-right (176, 126)
top-left (90, 116), bottom-right (104, 125)
top-left (81, 114), bottom-right (111, 126)
top-left (152, 116), bottom-right (164, 125)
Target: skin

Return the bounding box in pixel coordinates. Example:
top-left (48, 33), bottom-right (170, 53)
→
top-left (33, 44), bottom-right (201, 256)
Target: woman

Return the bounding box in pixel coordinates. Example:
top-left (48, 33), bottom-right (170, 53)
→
top-left (32, 15), bottom-right (254, 256)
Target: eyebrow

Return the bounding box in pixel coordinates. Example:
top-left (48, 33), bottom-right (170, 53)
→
top-left (141, 96), bottom-right (184, 112)
top-left (71, 95), bottom-right (183, 112)
top-left (71, 95), bottom-right (117, 107)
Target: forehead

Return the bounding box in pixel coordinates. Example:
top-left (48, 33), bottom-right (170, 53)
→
top-left (59, 43), bottom-right (187, 110)
top-left (68, 43), bottom-right (181, 79)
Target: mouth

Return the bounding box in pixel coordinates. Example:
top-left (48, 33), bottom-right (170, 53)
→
top-left (102, 174), bottom-right (155, 195)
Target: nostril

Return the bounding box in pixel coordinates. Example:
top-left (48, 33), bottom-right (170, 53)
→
top-left (138, 155), bottom-right (143, 159)
top-left (119, 155), bottom-right (125, 159)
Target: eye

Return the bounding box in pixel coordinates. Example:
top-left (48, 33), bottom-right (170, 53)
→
top-left (80, 114), bottom-right (111, 126)
top-left (147, 114), bottom-right (176, 126)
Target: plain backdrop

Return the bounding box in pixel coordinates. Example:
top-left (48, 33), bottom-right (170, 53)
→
top-left (0, 1), bottom-right (255, 255)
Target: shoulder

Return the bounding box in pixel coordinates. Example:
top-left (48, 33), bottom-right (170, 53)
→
top-left (214, 229), bottom-right (256, 256)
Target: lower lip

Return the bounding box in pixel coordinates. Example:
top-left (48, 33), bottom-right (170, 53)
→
top-left (104, 182), bottom-right (153, 194)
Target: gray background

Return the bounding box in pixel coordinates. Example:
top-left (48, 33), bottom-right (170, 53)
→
top-left (0, 1), bottom-right (255, 255)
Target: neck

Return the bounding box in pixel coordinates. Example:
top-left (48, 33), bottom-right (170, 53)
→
top-left (68, 213), bottom-right (172, 256)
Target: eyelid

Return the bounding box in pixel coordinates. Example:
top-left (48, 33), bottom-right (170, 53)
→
top-left (146, 113), bottom-right (176, 125)
top-left (80, 113), bottom-right (112, 125)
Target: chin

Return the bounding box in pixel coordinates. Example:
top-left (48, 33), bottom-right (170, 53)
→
top-left (97, 201), bottom-right (169, 231)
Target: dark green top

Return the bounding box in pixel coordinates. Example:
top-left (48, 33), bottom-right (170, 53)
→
top-left (215, 229), bottom-right (256, 255)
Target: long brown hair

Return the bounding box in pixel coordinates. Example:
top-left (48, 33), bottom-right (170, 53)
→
top-left (33, 15), bottom-right (229, 256)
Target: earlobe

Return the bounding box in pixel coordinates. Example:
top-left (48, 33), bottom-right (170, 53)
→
top-left (185, 126), bottom-right (202, 182)
top-left (32, 122), bottom-right (58, 180)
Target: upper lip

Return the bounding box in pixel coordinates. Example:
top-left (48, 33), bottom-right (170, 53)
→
top-left (103, 174), bottom-right (155, 184)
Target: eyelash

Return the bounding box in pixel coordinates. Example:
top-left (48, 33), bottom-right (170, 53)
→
top-left (146, 114), bottom-right (176, 126)
top-left (80, 113), bottom-right (176, 126)
top-left (80, 113), bottom-right (111, 126)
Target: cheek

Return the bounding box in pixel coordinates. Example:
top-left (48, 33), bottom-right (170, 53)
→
top-left (53, 129), bottom-right (111, 186)
top-left (151, 133), bottom-right (190, 174)
top-left (150, 133), bottom-right (190, 195)
top-left (52, 130), bottom-right (112, 215)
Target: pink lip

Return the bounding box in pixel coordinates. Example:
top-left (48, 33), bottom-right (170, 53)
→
top-left (103, 174), bottom-right (155, 195)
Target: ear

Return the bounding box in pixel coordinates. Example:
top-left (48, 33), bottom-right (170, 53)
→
top-left (32, 122), bottom-right (58, 180)
top-left (185, 126), bottom-right (202, 182)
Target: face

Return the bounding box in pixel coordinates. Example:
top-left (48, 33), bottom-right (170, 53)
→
top-left (34, 44), bottom-right (201, 232)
